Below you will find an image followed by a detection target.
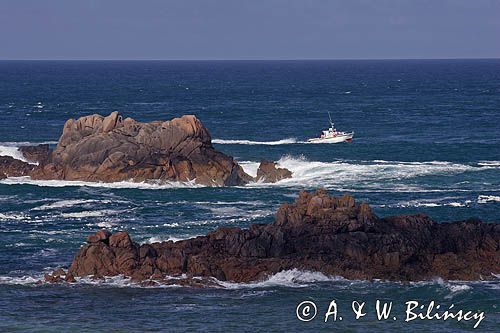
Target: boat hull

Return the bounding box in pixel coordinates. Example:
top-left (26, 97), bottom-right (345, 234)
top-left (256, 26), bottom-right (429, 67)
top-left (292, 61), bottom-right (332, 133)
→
top-left (307, 133), bottom-right (354, 144)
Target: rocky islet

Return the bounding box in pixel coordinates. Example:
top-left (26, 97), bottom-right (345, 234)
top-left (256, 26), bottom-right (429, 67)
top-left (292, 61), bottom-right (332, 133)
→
top-left (46, 189), bottom-right (499, 285)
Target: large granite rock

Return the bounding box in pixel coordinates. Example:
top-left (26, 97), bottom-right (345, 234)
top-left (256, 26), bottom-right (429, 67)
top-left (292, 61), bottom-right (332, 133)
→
top-left (48, 190), bottom-right (499, 284)
top-left (0, 156), bottom-right (36, 177)
top-left (30, 112), bottom-right (253, 186)
top-left (1, 113), bottom-right (292, 186)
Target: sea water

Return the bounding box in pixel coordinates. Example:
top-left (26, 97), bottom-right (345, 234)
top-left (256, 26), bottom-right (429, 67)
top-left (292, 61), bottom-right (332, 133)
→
top-left (0, 60), bottom-right (498, 332)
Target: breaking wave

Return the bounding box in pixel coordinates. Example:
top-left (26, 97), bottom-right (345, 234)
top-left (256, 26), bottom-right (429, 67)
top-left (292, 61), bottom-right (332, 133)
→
top-left (478, 161), bottom-right (500, 167)
top-left (217, 269), bottom-right (344, 289)
top-left (0, 275), bottom-right (42, 285)
top-left (0, 177), bottom-right (203, 189)
top-left (0, 212), bottom-right (29, 221)
top-left (61, 209), bottom-right (121, 219)
top-left (0, 144), bottom-right (31, 163)
top-left (242, 155), bottom-right (499, 191)
top-left (478, 195), bottom-right (500, 204)
top-left (1, 271), bottom-right (497, 291)
top-left (141, 235), bottom-right (193, 244)
top-left (32, 199), bottom-right (113, 211)
top-left (0, 141), bottom-right (58, 164)
top-left (1, 155), bottom-right (498, 193)
top-left (0, 270), bottom-right (343, 289)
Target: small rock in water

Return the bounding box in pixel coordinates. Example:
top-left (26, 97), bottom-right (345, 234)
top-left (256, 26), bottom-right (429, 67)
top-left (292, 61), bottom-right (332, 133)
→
top-left (255, 160), bottom-right (292, 183)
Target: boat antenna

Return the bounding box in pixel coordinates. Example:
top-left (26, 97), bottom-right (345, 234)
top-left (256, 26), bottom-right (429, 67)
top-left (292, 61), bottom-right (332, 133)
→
top-left (328, 111), bottom-right (335, 128)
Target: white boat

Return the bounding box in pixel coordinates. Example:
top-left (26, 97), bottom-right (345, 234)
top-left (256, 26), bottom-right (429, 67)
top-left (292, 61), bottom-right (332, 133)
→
top-left (307, 113), bottom-right (354, 143)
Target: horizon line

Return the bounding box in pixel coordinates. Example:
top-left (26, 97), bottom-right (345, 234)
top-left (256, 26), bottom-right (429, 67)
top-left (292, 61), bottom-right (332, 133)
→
top-left (1, 57), bottom-right (499, 62)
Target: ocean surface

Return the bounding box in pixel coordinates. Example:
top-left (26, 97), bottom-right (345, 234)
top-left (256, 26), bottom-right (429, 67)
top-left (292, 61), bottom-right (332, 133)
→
top-left (0, 60), bottom-right (499, 332)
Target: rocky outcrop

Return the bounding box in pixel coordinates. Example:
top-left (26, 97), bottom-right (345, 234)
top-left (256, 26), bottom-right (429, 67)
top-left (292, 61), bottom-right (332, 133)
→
top-left (47, 190), bottom-right (499, 285)
top-left (1, 113), bottom-right (292, 186)
top-left (0, 156), bottom-right (36, 177)
top-left (256, 160), bottom-right (292, 183)
top-left (29, 112), bottom-right (256, 186)
top-left (19, 144), bottom-right (51, 165)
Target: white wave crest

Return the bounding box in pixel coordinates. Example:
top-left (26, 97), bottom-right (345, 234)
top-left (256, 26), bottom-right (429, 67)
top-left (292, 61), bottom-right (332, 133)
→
top-left (447, 284), bottom-right (472, 293)
top-left (390, 197), bottom-right (472, 208)
top-left (0, 212), bottom-right (29, 221)
top-left (244, 155), bottom-right (490, 191)
top-left (217, 269), bottom-right (343, 289)
top-left (478, 161), bottom-right (500, 167)
top-left (0, 141), bottom-right (57, 164)
top-left (239, 161), bottom-right (260, 178)
top-left (143, 235), bottom-right (190, 244)
top-left (0, 155), bottom-right (496, 193)
top-left (5, 242), bottom-right (30, 248)
top-left (0, 177), bottom-right (203, 189)
top-left (477, 195), bottom-right (500, 204)
top-left (32, 199), bottom-right (112, 211)
top-left (207, 206), bottom-right (247, 217)
top-left (61, 209), bottom-right (120, 219)
top-left (0, 271), bottom-right (338, 289)
top-left (447, 202), bottom-right (466, 207)
top-left (0, 144), bottom-right (31, 163)
top-left (101, 221), bottom-right (120, 228)
top-left (213, 138), bottom-right (299, 145)
top-left (0, 275), bottom-right (42, 285)
top-left (0, 273), bottom-right (164, 288)
top-left (1, 271), bottom-right (493, 289)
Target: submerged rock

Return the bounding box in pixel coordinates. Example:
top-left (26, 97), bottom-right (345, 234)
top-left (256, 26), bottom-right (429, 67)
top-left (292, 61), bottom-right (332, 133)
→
top-left (50, 190), bottom-right (499, 284)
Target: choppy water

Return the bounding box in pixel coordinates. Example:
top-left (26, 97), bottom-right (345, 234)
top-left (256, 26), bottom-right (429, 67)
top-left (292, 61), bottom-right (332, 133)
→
top-left (0, 60), bottom-right (499, 332)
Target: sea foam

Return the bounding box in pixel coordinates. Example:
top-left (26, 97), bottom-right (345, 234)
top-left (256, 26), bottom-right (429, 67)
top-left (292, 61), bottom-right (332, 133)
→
top-left (0, 177), bottom-right (203, 190)
top-left (1, 155), bottom-right (498, 194)
top-left (0, 141), bottom-right (58, 165)
top-left (212, 138), bottom-right (300, 145)
top-left (242, 155), bottom-right (495, 191)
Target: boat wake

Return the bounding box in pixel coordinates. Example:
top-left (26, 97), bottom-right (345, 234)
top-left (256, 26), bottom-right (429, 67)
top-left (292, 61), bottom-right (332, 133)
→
top-left (212, 138), bottom-right (302, 145)
top-left (212, 138), bottom-right (340, 145)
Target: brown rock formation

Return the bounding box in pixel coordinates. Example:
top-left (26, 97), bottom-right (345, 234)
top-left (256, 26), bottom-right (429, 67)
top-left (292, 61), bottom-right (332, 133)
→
top-left (19, 144), bottom-right (51, 165)
top-left (256, 160), bottom-right (292, 183)
top-left (0, 156), bottom-right (36, 177)
top-left (30, 112), bottom-right (254, 186)
top-left (1, 113), bottom-right (292, 186)
top-left (50, 190), bottom-right (499, 284)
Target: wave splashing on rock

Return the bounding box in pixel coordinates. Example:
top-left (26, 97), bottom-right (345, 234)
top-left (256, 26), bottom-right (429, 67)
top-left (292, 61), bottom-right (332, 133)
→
top-left (46, 189), bottom-right (499, 286)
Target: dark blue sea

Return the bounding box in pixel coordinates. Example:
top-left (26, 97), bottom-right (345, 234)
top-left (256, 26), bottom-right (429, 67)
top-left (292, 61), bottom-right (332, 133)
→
top-left (0, 60), bottom-right (499, 332)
